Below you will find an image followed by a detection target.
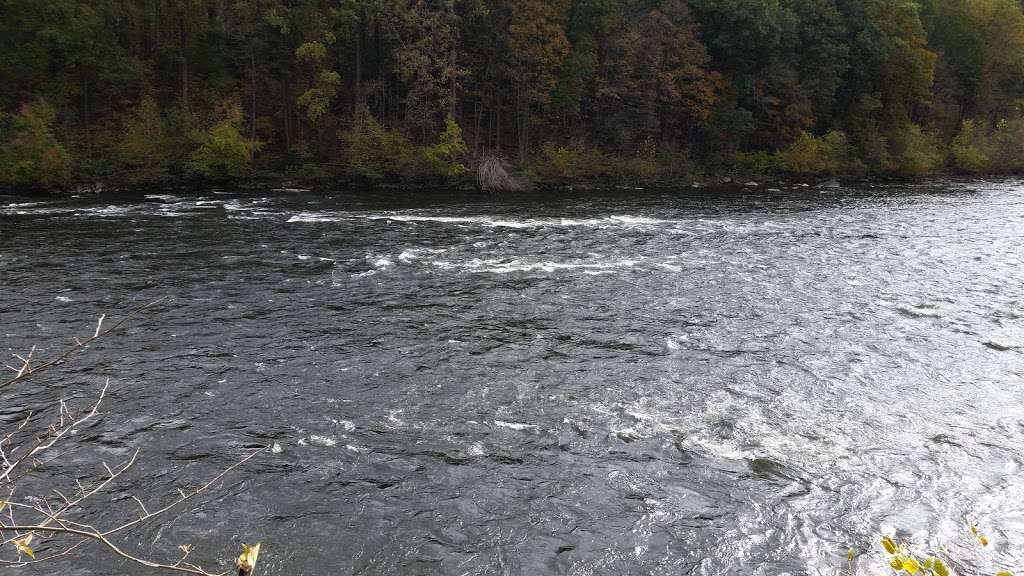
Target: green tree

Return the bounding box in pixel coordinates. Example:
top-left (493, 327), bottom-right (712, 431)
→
top-left (0, 101), bottom-right (72, 189)
top-left (118, 96), bottom-right (171, 184)
top-left (187, 103), bottom-right (260, 180)
top-left (338, 105), bottom-right (426, 182)
top-left (690, 0), bottom-right (847, 148)
top-left (424, 115), bottom-right (470, 179)
top-left (923, 0), bottom-right (1024, 130)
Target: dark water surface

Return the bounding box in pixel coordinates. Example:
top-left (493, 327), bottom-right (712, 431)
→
top-left (1, 182), bottom-right (1023, 575)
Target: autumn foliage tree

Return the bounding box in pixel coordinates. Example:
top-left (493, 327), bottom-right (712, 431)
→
top-left (8, 0), bottom-right (1024, 189)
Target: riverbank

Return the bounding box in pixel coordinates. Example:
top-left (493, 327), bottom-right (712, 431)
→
top-left (0, 169), bottom-right (982, 200)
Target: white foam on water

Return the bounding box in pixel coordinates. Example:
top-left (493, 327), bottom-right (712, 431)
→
top-left (285, 211), bottom-right (690, 229)
top-left (337, 420), bottom-right (356, 432)
top-left (477, 259), bottom-right (640, 274)
top-left (397, 248), bottom-right (447, 263)
top-left (144, 194), bottom-right (182, 202)
top-left (55, 296), bottom-right (72, 303)
top-left (287, 212), bottom-right (337, 223)
top-left (82, 205), bottom-right (132, 217)
top-left (386, 410), bottom-right (405, 427)
top-left (308, 435), bottom-right (337, 447)
top-left (494, 420), bottom-right (539, 431)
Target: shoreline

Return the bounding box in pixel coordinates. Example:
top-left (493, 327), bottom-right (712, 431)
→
top-left (0, 172), bottom-right (1003, 201)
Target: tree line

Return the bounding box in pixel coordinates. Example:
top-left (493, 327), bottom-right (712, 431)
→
top-left (3, 0), bottom-right (1024, 190)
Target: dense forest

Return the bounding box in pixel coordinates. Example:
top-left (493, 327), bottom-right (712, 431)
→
top-left (4, 0), bottom-right (1024, 190)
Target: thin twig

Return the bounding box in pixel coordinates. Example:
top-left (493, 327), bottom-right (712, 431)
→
top-left (0, 379), bottom-right (110, 483)
top-left (0, 297), bottom-right (167, 391)
top-left (0, 523), bottom-right (227, 576)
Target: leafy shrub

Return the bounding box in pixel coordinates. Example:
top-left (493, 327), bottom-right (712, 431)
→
top-left (778, 130), bottom-right (850, 175)
top-left (118, 96), bottom-right (171, 184)
top-left (337, 107), bottom-right (427, 182)
top-left (0, 100), bottom-right (72, 190)
top-left (424, 115), bottom-right (469, 181)
top-left (619, 137), bottom-right (661, 183)
top-left (949, 119), bottom-right (991, 173)
top-left (537, 142), bottom-right (612, 182)
top-left (187, 104), bottom-right (260, 181)
top-left (887, 124), bottom-right (942, 176)
top-left (727, 150), bottom-right (784, 176)
top-left (988, 118), bottom-right (1024, 172)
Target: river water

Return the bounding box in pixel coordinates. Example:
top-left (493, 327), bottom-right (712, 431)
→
top-left (1, 181), bottom-right (1022, 575)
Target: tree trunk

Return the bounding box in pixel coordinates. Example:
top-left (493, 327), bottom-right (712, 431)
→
top-left (495, 89), bottom-right (502, 152)
top-left (250, 48), bottom-right (257, 142)
top-left (283, 71), bottom-right (291, 162)
top-left (180, 57), bottom-right (189, 110)
top-left (474, 96), bottom-right (482, 155)
top-left (355, 20), bottom-right (363, 112)
top-left (447, 0), bottom-right (458, 120)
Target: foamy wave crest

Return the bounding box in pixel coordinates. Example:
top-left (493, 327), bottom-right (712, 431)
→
top-left (494, 420), bottom-right (539, 431)
top-left (286, 211), bottom-right (686, 229)
top-left (429, 258), bottom-right (641, 274)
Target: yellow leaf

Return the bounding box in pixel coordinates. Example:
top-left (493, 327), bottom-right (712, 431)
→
top-left (12, 533), bottom-right (34, 559)
top-left (904, 557), bottom-right (920, 574)
top-left (971, 524), bottom-right (979, 536)
top-left (995, 572), bottom-right (1013, 576)
top-left (934, 558), bottom-right (949, 576)
top-left (891, 557), bottom-right (904, 570)
top-left (980, 535), bottom-right (989, 547)
top-left (847, 547), bottom-right (855, 562)
top-left (0, 501), bottom-right (6, 512)
top-left (236, 542), bottom-right (261, 575)
top-left (882, 536), bottom-right (898, 554)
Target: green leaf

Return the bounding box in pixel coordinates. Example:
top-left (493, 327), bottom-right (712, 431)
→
top-left (933, 558), bottom-right (949, 576)
top-left (995, 572), bottom-right (1013, 576)
top-left (891, 557), bottom-right (904, 570)
top-left (847, 547), bottom-right (856, 562)
top-left (882, 536), bottom-right (898, 554)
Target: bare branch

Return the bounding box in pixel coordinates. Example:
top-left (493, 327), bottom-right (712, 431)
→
top-left (0, 297), bottom-right (167, 391)
top-left (0, 298), bottom-right (266, 576)
top-left (103, 446), bottom-right (266, 538)
top-left (0, 523), bottom-right (228, 576)
top-left (0, 379), bottom-right (110, 483)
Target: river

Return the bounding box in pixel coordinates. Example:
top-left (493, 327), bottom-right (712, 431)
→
top-left (1, 181), bottom-right (1022, 575)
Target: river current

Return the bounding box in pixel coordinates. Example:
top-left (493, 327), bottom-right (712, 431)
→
top-left (1, 181), bottom-right (1022, 575)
